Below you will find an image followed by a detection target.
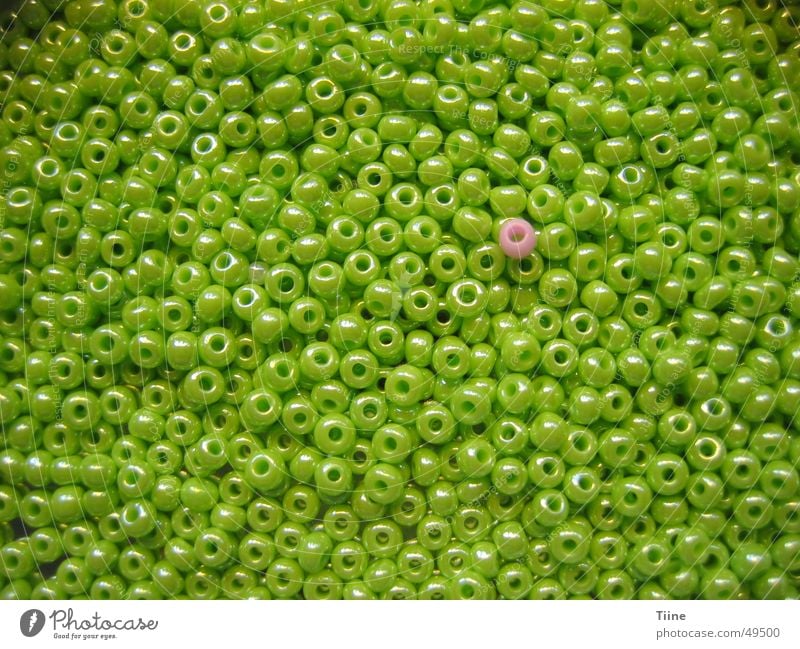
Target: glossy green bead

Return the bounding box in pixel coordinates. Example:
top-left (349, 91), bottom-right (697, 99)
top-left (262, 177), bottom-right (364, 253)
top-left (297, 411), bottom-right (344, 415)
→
top-left (727, 541), bottom-right (773, 584)
top-left (360, 462), bottom-right (403, 505)
top-left (240, 447), bottom-right (285, 495)
top-left (732, 490), bottom-right (774, 531)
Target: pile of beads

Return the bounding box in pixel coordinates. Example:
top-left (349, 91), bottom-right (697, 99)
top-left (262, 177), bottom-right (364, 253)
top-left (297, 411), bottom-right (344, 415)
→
top-left (0, 0), bottom-right (800, 600)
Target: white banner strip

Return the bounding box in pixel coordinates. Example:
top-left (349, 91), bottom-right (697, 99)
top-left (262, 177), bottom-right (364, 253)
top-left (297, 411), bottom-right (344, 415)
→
top-left (1, 600), bottom-right (799, 648)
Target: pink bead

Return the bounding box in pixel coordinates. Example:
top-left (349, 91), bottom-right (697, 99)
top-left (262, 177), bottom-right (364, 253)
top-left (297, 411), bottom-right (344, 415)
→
top-left (499, 218), bottom-right (537, 259)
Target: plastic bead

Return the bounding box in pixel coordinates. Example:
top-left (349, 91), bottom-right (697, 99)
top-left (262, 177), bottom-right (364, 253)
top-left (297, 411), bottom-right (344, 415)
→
top-left (499, 218), bottom-right (537, 259)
